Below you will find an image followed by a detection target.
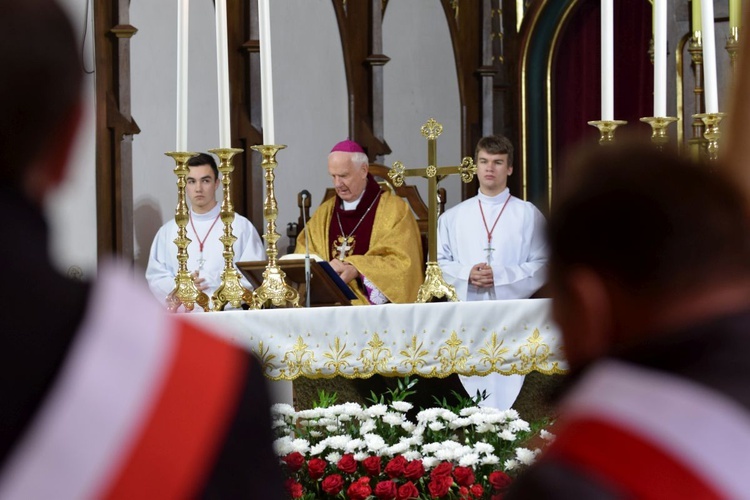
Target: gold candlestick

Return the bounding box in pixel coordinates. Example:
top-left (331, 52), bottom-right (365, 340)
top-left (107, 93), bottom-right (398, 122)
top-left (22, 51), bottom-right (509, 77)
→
top-left (640, 116), bottom-right (678, 149)
top-left (164, 151), bottom-right (210, 312)
top-left (694, 112), bottom-right (726, 162)
top-left (250, 144), bottom-right (300, 308)
top-left (688, 34), bottom-right (706, 160)
top-left (726, 27), bottom-right (740, 70)
top-left (588, 120), bottom-right (628, 144)
top-left (207, 147), bottom-right (258, 311)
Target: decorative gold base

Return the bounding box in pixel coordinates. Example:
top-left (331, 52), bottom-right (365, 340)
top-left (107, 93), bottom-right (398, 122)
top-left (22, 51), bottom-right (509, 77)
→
top-left (208, 147), bottom-right (257, 311)
top-left (251, 144), bottom-right (300, 308)
top-left (694, 112), bottom-right (726, 162)
top-left (587, 120), bottom-right (628, 145)
top-left (164, 151), bottom-right (210, 312)
top-left (639, 116), bottom-right (678, 149)
top-left (416, 262), bottom-right (459, 303)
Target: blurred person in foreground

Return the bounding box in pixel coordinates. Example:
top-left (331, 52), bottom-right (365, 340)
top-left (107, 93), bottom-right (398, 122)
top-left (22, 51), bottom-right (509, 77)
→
top-left (0, 1), bottom-right (283, 498)
top-left (507, 144), bottom-right (750, 498)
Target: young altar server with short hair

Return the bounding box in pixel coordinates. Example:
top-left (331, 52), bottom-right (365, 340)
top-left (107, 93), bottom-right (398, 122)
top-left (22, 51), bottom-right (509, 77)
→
top-left (437, 135), bottom-right (548, 409)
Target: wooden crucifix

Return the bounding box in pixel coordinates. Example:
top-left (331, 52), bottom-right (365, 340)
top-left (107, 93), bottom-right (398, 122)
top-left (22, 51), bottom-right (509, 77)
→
top-left (389, 118), bottom-right (476, 303)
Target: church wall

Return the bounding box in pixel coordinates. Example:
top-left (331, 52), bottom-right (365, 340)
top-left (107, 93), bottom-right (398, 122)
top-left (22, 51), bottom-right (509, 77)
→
top-left (45, 0), bottom-right (98, 278)
top-left (382, 1), bottom-right (462, 215)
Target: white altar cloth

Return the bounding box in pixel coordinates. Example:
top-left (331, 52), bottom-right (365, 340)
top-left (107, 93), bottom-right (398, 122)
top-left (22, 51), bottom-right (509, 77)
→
top-left (186, 298), bottom-right (566, 381)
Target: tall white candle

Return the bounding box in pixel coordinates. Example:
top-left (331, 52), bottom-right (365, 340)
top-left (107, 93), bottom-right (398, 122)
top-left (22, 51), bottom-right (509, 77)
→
top-left (601, 0), bottom-right (614, 121)
top-left (176, 0), bottom-right (189, 151)
top-left (215, 0), bottom-right (231, 148)
top-left (653, 0), bottom-right (667, 117)
top-left (258, 0), bottom-right (275, 145)
top-left (700, 0), bottom-right (719, 113)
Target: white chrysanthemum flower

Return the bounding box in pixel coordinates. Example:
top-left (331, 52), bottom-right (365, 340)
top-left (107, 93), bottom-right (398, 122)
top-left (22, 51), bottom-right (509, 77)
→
top-left (386, 441), bottom-right (410, 456)
top-left (345, 438), bottom-right (365, 453)
top-left (508, 419), bottom-right (531, 433)
top-left (271, 403), bottom-right (296, 416)
top-left (297, 408), bottom-right (323, 420)
top-left (474, 442), bottom-right (494, 455)
top-left (428, 421), bottom-right (445, 431)
top-left (401, 421), bottom-right (416, 433)
top-left (383, 412), bottom-right (403, 426)
top-left (364, 433), bottom-right (387, 452)
top-left (310, 442), bottom-right (327, 456)
top-left (408, 433), bottom-right (424, 446)
top-left (366, 404), bottom-right (388, 417)
top-left (448, 417), bottom-right (471, 429)
top-left (458, 453), bottom-right (480, 467)
top-left (273, 436), bottom-right (293, 455)
top-left (416, 408), bottom-right (440, 422)
top-left (326, 452), bottom-right (342, 463)
top-left (403, 450), bottom-right (422, 461)
top-left (515, 447), bottom-right (538, 465)
top-left (475, 423), bottom-right (497, 433)
top-left (360, 420), bottom-right (376, 434)
top-left (504, 458), bottom-right (519, 470)
top-left (435, 448), bottom-right (453, 461)
top-left (340, 402), bottom-right (364, 415)
top-left (540, 429), bottom-right (556, 442)
top-left (481, 454), bottom-right (500, 466)
top-left (391, 401), bottom-right (413, 413)
top-left (326, 425), bottom-right (339, 433)
top-left (421, 442), bottom-right (441, 454)
top-left (353, 451), bottom-right (369, 461)
top-left (271, 418), bottom-right (287, 429)
top-left (422, 456), bottom-right (439, 469)
top-left (505, 409), bottom-right (520, 420)
top-left (291, 438), bottom-right (311, 453)
top-left (498, 429), bottom-right (516, 441)
top-left (327, 435), bottom-right (352, 450)
top-left (459, 406), bottom-right (481, 417)
top-left (438, 409), bottom-right (458, 422)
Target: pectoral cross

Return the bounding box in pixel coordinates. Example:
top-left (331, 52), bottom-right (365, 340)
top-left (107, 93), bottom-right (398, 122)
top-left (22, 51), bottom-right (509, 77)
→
top-left (197, 253), bottom-right (206, 270)
top-left (389, 118), bottom-right (477, 303)
top-left (335, 237), bottom-right (352, 261)
top-left (484, 239), bottom-right (495, 263)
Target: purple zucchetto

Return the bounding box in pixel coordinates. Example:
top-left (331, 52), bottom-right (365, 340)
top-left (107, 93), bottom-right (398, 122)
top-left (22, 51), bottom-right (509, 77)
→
top-left (330, 139), bottom-right (365, 154)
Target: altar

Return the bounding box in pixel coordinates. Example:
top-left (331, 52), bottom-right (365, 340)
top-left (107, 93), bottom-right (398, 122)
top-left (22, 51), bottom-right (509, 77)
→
top-left (185, 298), bottom-right (566, 382)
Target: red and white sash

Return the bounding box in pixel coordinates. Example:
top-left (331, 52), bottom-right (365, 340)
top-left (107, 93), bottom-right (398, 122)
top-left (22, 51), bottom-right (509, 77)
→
top-left (550, 360), bottom-right (750, 499)
top-left (0, 264), bottom-right (247, 500)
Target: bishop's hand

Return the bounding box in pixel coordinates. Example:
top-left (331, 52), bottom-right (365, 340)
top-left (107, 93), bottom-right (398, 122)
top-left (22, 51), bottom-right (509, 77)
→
top-left (191, 270), bottom-right (210, 292)
top-left (469, 263), bottom-right (494, 288)
top-left (329, 258), bottom-right (359, 284)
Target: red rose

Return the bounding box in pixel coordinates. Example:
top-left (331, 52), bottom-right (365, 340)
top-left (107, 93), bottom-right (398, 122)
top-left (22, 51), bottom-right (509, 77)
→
top-left (404, 460), bottom-right (425, 480)
top-left (337, 453), bottom-right (358, 474)
top-left (385, 455), bottom-right (408, 478)
top-left (397, 481), bottom-right (420, 500)
top-left (374, 480), bottom-right (398, 500)
top-left (470, 484), bottom-right (484, 498)
top-left (282, 451), bottom-right (305, 472)
top-left (459, 486), bottom-right (470, 499)
top-left (307, 457), bottom-right (327, 480)
top-left (488, 471), bottom-right (513, 490)
top-left (363, 455), bottom-right (382, 476)
top-left (284, 478), bottom-right (303, 498)
top-left (427, 475), bottom-right (453, 497)
top-left (430, 461), bottom-right (453, 479)
top-left (453, 466), bottom-right (475, 487)
top-left (321, 474), bottom-right (345, 495)
top-left (347, 477), bottom-right (372, 500)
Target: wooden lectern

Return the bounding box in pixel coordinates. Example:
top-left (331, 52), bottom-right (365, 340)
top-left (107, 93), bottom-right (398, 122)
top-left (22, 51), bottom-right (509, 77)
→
top-left (237, 259), bottom-right (354, 307)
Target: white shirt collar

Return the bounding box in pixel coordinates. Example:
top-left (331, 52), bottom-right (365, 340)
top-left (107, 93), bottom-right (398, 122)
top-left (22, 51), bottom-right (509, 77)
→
top-left (477, 188), bottom-right (510, 205)
top-left (190, 202), bottom-right (221, 221)
top-left (342, 190), bottom-right (365, 211)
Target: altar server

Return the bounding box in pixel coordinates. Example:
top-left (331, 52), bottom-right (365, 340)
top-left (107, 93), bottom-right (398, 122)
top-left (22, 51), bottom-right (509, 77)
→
top-left (0, 2), bottom-right (282, 497)
top-left (438, 135), bottom-right (548, 409)
top-left (145, 152), bottom-right (266, 305)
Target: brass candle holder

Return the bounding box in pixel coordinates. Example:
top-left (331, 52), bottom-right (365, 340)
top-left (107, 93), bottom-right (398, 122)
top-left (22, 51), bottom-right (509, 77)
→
top-left (164, 151), bottom-right (210, 312)
top-left (207, 147), bottom-right (258, 311)
top-left (250, 144), bottom-right (300, 308)
top-left (588, 120), bottom-right (628, 144)
top-left (694, 112), bottom-right (726, 162)
top-left (726, 27), bottom-right (740, 70)
top-left (688, 34), bottom-right (706, 160)
top-left (639, 116), bottom-right (678, 149)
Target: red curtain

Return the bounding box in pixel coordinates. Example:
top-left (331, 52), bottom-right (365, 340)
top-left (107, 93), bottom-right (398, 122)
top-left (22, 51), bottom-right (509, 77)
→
top-left (553, 0), bottom-right (653, 183)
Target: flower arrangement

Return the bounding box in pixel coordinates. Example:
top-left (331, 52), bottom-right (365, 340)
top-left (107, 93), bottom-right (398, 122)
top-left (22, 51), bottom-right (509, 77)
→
top-left (272, 381), bottom-right (553, 499)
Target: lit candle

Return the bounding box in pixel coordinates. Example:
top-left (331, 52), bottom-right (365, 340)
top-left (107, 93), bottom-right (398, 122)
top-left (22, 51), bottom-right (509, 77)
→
top-left (730, 0), bottom-right (741, 31)
top-left (258, 0), bottom-right (275, 145)
top-left (601, 0), bottom-right (614, 121)
top-left (215, 0), bottom-right (231, 148)
top-left (176, 0), bottom-right (189, 151)
top-left (692, 0), bottom-right (701, 34)
top-left (701, 0), bottom-right (719, 113)
top-left (653, 0), bottom-right (667, 117)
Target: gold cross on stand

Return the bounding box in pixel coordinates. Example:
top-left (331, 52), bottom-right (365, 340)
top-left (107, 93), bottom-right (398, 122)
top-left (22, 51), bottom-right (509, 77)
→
top-left (389, 118), bottom-right (476, 302)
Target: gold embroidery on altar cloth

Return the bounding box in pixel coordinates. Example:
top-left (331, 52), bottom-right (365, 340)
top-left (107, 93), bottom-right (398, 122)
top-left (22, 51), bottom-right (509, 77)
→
top-left (436, 331), bottom-right (471, 373)
top-left (281, 336), bottom-right (317, 378)
top-left (515, 328), bottom-right (554, 372)
top-left (358, 332), bottom-right (392, 373)
top-left (322, 337), bottom-right (354, 373)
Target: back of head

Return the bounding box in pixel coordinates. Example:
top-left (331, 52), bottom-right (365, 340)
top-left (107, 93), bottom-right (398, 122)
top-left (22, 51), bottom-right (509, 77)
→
top-left (0, 0), bottom-right (82, 188)
top-left (548, 144), bottom-right (750, 301)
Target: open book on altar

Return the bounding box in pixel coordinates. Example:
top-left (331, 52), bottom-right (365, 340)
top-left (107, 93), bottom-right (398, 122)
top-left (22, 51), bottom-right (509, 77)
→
top-left (236, 254), bottom-right (356, 307)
